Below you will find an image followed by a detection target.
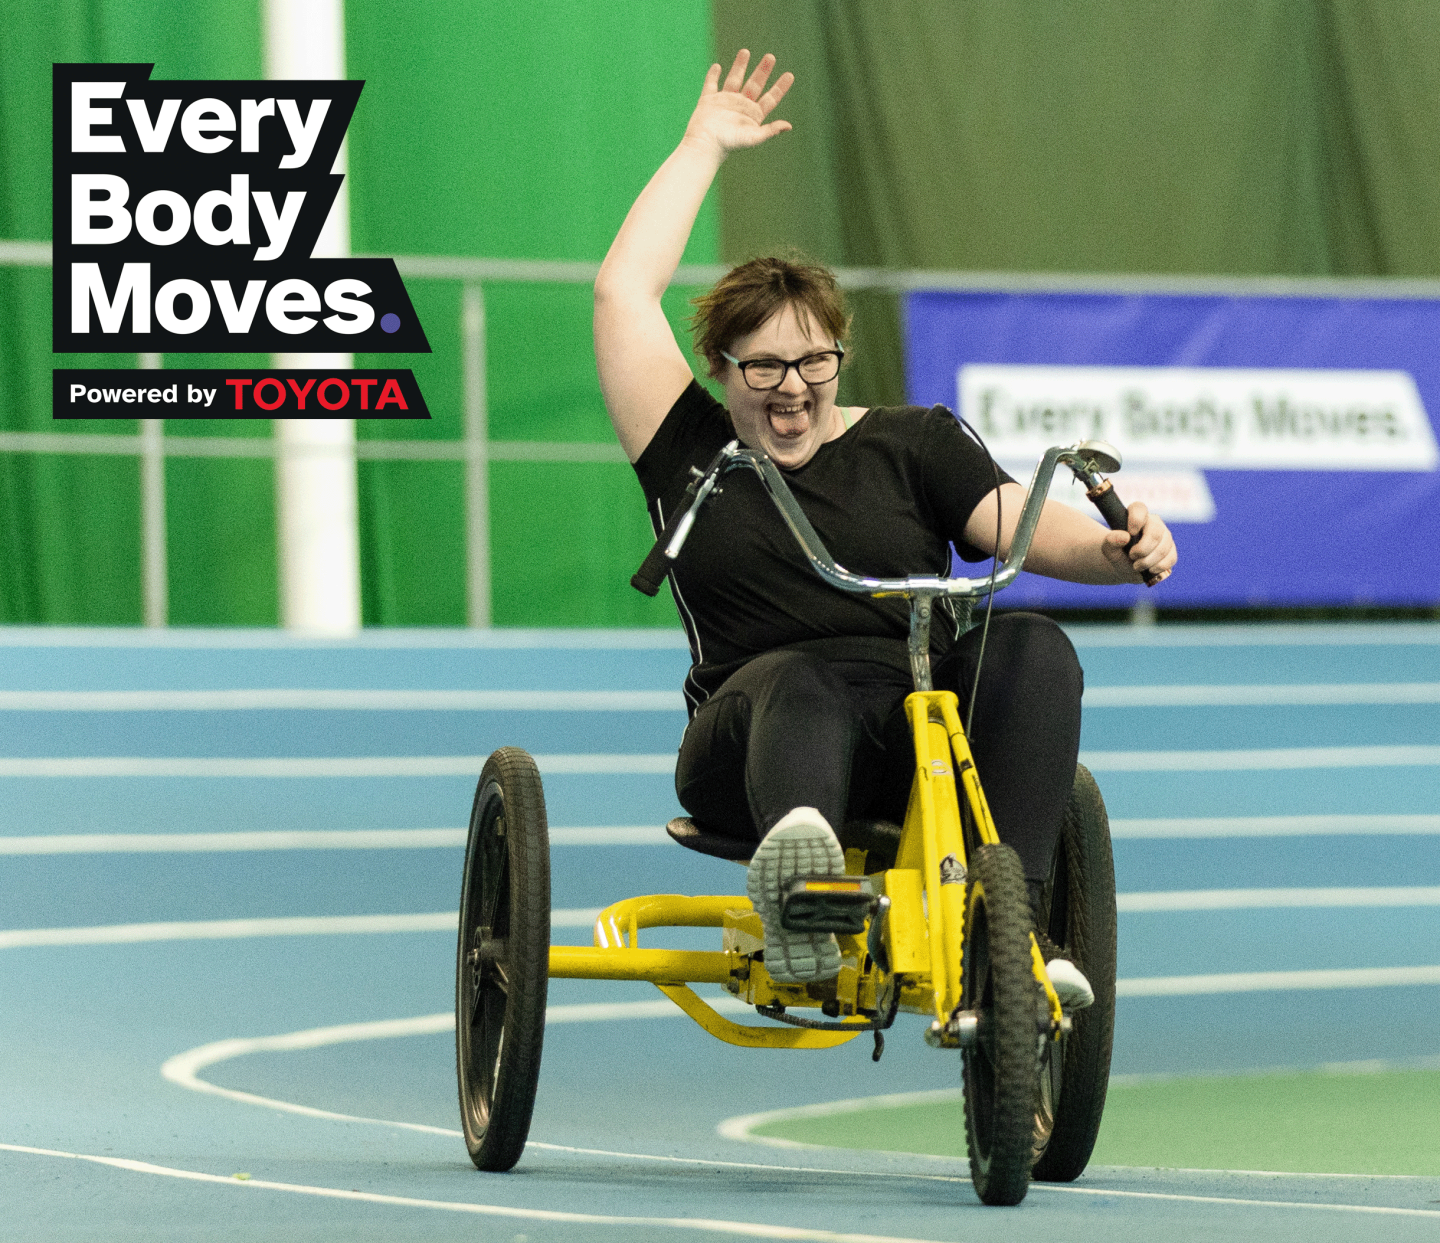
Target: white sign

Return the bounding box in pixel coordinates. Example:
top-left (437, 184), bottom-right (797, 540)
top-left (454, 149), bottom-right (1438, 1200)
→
top-left (961, 365), bottom-right (1440, 471)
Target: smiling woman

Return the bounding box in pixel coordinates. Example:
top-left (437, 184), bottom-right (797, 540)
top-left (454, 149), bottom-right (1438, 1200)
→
top-left (687, 257), bottom-right (858, 469)
top-left (596, 48), bottom-right (1180, 996)
top-left (591, 48), bottom-right (1176, 995)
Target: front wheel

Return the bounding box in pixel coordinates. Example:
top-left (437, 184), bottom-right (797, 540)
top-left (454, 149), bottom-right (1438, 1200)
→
top-left (1031, 763), bottom-right (1118, 1182)
top-left (456, 747), bottom-right (550, 1171)
top-left (960, 842), bottom-right (1038, 1206)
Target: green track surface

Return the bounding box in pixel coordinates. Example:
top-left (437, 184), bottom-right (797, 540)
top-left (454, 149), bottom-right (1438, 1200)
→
top-left (750, 1068), bottom-right (1440, 1176)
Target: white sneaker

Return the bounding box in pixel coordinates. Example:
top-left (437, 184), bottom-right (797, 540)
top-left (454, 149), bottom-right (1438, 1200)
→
top-left (1045, 958), bottom-right (1095, 1011)
top-left (747, 807), bottom-right (846, 984)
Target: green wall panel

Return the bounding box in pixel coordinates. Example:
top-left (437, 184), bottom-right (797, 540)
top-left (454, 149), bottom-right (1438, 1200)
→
top-left (488, 460), bottom-right (679, 629)
top-left (15, 2), bottom-right (1436, 624)
top-left (0, 451), bottom-right (140, 623)
top-left (345, 0), bottom-right (718, 626)
top-left (0, 0), bottom-right (275, 625)
top-left (358, 459), bottom-right (465, 626)
top-left (164, 454), bottom-right (277, 626)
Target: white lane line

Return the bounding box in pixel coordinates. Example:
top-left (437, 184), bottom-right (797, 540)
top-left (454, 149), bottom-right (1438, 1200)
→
top-left (718, 1092), bottom-right (965, 1149)
top-left (0, 626), bottom-right (693, 650)
top-left (0, 689), bottom-right (685, 712)
top-left (1118, 965), bottom-right (1440, 996)
top-left (0, 829), bottom-right (469, 854)
top-left (0, 908), bottom-right (607, 949)
top-left (4, 745), bottom-right (1439, 779)
top-left (1067, 623), bottom-right (1440, 648)
top-left (6, 817), bottom-right (1437, 853)
top-left (4, 621), bottom-right (1436, 648)
top-left (1025, 1183), bottom-right (1440, 1216)
top-left (0, 825), bottom-right (669, 853)
top-left (1118, 886), bottom-right (1440, 911)
top-left (1085, 682), bottom-right (1440, 706)
top-left (1080, 744), bottom-right (1440, 771)
top-left (162, 1000), bottom-right (753, 1127)
top-left (0, 1143), bottom-right (951, 1243)
top-left (721, 1105), bottom-right (1440, 1219)
top-left (0, 754), bottom-right (676, 777)
top-left (10, 913), bottom-right (1440, 1001)
top-left (720, 1092), bottom-right (1431, 1181)
top-left (5, 683), bottom-right (1434, 710)
top-left (153, 1016), bottom-right (1440, 1222)
top-left (1110, 814), bottom-right (1440, 838)
top-left (0, 913), bottom-right (458, 949)
top-left (550, 825), bottom-right (673, 845)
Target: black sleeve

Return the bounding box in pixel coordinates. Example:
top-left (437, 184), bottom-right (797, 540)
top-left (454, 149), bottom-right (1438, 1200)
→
top-left (633, 380), bottom-right (732, 502)
top-left (920, 406), bottom-right (1015, 563)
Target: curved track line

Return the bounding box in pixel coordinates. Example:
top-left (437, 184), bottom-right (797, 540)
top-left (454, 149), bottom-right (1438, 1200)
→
top-left (1026, 1184), bottom-right (1440, 1217)
top-left (161, 1000), bottom-right (750, 1132)
top-left (0, 1142), bottom-right (954, 1243)
top-left (718, 1099), bottom-right (1440, 1217)
top-left (718, 1091), bottom-right (964, 1150)
top-left (160, 1010), bottom-right (1440, 1220)
top-left (162, 1012), bottom-right (975, 1185)
top-left (718, 1090), bottom-right (1434, 1181)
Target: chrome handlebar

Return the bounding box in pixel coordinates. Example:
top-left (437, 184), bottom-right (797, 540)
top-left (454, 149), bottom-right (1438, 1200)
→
top-left (632, 436), bottom-right (1129, 690)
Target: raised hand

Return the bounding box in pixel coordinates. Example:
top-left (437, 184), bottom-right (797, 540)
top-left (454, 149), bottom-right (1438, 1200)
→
top-left (683, 50), bottom-right (794, 160)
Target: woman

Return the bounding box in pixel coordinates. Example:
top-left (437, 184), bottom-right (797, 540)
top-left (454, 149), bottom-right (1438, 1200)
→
top-left (593, 51), bottom-right (1176, 990)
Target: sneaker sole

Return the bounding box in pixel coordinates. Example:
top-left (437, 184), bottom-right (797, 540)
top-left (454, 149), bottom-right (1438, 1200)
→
top-left (747, 815), bottom-right (845, 984)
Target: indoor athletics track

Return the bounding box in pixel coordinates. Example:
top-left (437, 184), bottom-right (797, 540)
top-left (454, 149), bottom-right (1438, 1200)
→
top-left (2, 622), bottom-right (1438, 1242)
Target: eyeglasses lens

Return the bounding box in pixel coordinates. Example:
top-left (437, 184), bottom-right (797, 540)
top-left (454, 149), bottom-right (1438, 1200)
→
top-left (744, 353), bottom-right (840, 389)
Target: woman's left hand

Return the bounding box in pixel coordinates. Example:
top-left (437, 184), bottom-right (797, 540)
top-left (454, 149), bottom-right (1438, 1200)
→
top-left (1101, 501), bottom-right (1176, 584)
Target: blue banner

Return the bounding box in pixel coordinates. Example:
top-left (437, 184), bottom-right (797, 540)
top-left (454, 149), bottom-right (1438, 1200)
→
top-left (905, 291), bottom-right (1440, 607)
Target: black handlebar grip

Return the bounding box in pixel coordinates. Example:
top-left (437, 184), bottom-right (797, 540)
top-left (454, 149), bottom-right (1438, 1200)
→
top-left (1088, 481), bottom-right (1161, 587)
top-left (631, 500), bottom-right (694, 596)
top-left (631, 539), bottom-right (673, 597)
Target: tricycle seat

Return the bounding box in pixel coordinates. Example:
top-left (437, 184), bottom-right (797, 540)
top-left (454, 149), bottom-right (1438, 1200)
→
top-left (665, 816), bottom-right (901, 869)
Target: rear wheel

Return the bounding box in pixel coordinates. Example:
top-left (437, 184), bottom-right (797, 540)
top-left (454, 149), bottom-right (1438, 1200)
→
top-left (456, 747), bottom-right (550, 1171)
top-left (961, 842), bottom-right (1038, 1206)
top-left (1031, 763), bottom-right (1117, 1182)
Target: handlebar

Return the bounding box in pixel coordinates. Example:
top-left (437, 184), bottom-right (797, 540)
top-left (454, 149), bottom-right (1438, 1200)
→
top-left (632, 435), bottom-right (1159, 690)
top-left (634, 438), bottom-right (1153, 599)
top-left (630, 446), bottom-right (731, 596)
top-left (1073, 474), bottom-right (1161, 588)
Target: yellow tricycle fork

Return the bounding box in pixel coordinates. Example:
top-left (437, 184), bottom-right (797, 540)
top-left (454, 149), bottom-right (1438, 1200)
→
top-left (901, 691), bottom-right (973, 1022)
top-left (901, 691), bottom-right (1064, 1032)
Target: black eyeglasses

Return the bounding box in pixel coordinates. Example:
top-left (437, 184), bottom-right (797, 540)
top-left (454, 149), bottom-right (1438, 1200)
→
top-left (720, 345), bottom-right (845, 391)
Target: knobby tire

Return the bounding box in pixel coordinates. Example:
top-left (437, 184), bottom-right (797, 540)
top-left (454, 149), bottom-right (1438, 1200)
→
top-left (961, 842), bottom-right (1038, 1206)
top-left (1031, 763), bottom-right (1118, 1182)
top-left (456, 747), bottom-right (551, 1171)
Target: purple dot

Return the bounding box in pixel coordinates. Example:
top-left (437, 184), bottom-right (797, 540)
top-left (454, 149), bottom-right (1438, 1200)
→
top-left (380, 313), bottom-right (401, 333)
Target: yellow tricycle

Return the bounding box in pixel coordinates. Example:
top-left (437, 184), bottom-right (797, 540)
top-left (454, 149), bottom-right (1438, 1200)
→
top-left (456, 440), bottom-right (1130, 1205)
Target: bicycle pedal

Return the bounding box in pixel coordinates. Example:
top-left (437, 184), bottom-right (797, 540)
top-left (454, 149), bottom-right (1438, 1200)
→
top-left (779, 875), bottom-right (875, 933)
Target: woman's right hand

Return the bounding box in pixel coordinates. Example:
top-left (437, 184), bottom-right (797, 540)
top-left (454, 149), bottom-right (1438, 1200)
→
top-left (682, 50), bottom-right (794, 161)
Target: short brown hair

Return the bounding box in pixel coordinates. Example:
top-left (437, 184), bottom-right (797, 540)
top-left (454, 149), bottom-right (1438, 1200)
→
top-left (689, 255), bottom-right (850, 380)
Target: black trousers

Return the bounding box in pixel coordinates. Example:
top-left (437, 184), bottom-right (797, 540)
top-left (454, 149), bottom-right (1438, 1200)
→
top-left (674, 613), bottom-right (1083, 882)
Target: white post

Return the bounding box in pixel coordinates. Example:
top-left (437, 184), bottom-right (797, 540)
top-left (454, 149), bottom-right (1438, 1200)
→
top-left (265, 0), bottom-right (360, 633)
top-left (138, 352), bottom-right (167, 627)
top-left (462, 283), bottom-right (491, 627)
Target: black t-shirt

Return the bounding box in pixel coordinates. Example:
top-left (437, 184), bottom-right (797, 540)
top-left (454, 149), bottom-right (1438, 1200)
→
top-left (633, 381), bottom-right (1012, 711)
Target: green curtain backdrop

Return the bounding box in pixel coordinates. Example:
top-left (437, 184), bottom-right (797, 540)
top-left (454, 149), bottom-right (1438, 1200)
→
top-left (0, 0), bottom-right (274, 625)
top-left (7, 1), bottom-right (1440, 625)
top-left (0, 0), bottom-right (716, 626)
top-left (345, 0), bottom-right (718, 626)
top-left (714, 0), bottom-right (1440, 409)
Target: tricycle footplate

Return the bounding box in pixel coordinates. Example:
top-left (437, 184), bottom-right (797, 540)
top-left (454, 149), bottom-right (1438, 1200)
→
top-left (779, 875), bottom-right (876, 933)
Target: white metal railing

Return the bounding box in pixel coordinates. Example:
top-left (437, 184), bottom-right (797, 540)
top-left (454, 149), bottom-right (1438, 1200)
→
top-left (7, 237), bottom-right (1440, 628)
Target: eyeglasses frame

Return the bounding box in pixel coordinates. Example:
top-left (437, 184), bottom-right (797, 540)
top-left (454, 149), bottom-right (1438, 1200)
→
top-left (719, 343), bottom-right (846, 391)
